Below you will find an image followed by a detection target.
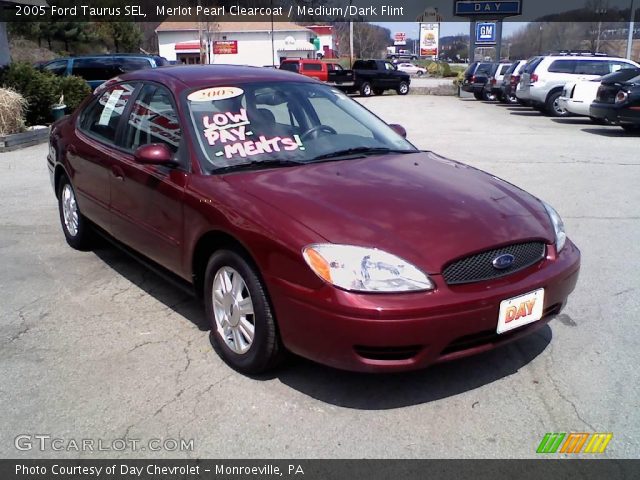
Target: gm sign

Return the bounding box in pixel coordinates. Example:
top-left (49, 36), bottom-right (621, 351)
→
top-left (455, 1), bottom-right (522, 16)
top-left (476, 22), bottom-right (497, 44)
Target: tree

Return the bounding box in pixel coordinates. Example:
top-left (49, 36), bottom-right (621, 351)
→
top-left (97, 23), bottom-right (143, 53)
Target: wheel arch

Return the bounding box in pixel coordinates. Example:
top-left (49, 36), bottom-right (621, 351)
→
top-left (191, 229), bottom-right (260, 298)
top-left (53, 164), bottom-right (71, 199)
top-left (545, 86), bottom-right (565, 104)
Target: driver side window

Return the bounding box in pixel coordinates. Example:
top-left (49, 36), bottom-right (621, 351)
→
top-left (123, 84), bottom-right (182, 153)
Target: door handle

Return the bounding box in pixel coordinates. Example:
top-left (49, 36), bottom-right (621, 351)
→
top-left (111, 165), bottom-right (125, 181)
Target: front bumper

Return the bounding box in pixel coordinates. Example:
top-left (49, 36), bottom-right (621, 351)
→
top-left (268, 240), bottom-right (581, 372)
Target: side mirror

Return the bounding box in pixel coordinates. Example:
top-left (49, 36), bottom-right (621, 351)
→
top-left (133, 143), bottom-right (175, 166)
top-left (389, 124), bottom-right (407, 138)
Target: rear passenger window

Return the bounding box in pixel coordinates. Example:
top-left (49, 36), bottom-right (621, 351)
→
top-left (302, 63), bottom-right (322, 71)
top-left (123, 84), bottom-right (181, 153)
top-left (548, 60), bottom-right (576, 74)
top-left (499, 65), bottom-right (510, 75)
top-left (72, 58), bottom-right (121, 81)
top-left (79, 83), bottom-right (137, 143)
top-left (574, 60), bottom-right (609, 75)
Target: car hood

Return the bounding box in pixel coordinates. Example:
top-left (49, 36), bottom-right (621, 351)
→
top-left (223, 152), bottom-right (554, 273)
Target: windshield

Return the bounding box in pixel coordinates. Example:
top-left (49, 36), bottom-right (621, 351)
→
top-left (187, 81), bottom-right (417, 171)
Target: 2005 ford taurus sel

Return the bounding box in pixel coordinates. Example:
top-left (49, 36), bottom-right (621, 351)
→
top-left (48, 65), bottom-right (580, 373)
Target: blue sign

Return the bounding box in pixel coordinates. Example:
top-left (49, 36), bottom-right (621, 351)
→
top-left (455, 1), bottom-right (522, 16)
top-left (476, 22), bottom-right (497, 44)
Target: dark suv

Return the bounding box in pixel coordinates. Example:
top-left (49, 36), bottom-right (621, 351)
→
top-left (461, 62), bottom-right (495, 100)
top-left (40, 54), bottom-right (168, 90)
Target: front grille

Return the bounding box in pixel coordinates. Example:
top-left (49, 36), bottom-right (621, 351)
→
top-left (442, 242), bottom-right (546, 285)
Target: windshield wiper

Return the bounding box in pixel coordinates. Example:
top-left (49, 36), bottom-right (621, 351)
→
top-left (213, 158), bottom-right (304, 173)
top-left (311, 147), bottom-right (416, 162)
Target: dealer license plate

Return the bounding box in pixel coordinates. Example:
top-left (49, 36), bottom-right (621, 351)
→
top-left (497, 288), bottom-right (545, 334)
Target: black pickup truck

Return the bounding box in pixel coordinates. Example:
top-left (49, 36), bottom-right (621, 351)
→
top-left (335, 59), bottom-right (411, 97)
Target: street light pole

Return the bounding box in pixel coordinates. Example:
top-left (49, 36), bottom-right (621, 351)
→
top-left (627, 0), bottom-right (636, 59)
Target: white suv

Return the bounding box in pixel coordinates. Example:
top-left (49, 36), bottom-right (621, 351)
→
top-left (516, 52), bottom-right (638, 116)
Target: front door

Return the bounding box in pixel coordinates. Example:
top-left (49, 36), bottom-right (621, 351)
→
top-left (109, 83), bottom-right (187, 274)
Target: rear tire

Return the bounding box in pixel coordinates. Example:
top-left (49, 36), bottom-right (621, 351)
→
top-left (396, 81), bottom-right (409, 95)
top-left (204, 249), bottom-right (283, 374)
top-left (589, 116), bottom-right (606, 125)
top-left (545, 91), bottom-right (569, 117)
top-left (473, 91), bottom-right (483, 100)
top-left (621, 124), bottom-right (640, 133)
top-left (482, 90), bottom-right (497, 101)
top-left (57, 175), bottom-right (93, 251)
top-left (360, 82), bottom-right (372, 97)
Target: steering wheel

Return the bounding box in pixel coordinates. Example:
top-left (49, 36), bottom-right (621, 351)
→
top-left (300, 125), bottom-right (337, 141)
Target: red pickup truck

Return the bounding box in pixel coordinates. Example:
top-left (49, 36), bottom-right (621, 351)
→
top-left (279, 59), bottom-right (355, 89)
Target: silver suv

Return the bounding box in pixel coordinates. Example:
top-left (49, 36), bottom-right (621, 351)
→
top-left (516, 52), bottom-right (638, 116)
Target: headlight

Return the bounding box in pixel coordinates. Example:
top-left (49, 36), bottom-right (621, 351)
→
top-left (302, 244), bottom-right (434, 293)
top-left (542, 202), bottom-right (567, 253)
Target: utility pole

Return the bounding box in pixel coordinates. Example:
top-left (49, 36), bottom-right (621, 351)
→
top-left (349, 21), bottom-right (354, 65)
top-left (627, 0), bottom-right (636, 59)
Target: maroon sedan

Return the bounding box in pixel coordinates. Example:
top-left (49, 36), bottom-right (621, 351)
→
top-left (47, 65), bottom-right (580, 373)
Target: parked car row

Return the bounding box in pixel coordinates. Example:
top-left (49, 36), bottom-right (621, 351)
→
top-left (465, 51), bottom-right (640, 133)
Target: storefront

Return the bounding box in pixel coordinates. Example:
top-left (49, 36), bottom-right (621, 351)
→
top-left (157, 21), bottom-right (319, 67)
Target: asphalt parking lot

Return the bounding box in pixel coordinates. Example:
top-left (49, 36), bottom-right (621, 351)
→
top-left (1, 95), bottom-right (638, 459)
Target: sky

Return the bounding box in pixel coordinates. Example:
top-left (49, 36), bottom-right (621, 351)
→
top-left (373, 22), bottom-right (529, 39)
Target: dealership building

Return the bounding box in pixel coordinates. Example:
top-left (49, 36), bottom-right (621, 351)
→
top-left (156, 21), bottom-right (321, 66)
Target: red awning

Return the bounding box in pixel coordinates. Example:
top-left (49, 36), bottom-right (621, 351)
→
top-left (175, 41), bottom-right (201, 51)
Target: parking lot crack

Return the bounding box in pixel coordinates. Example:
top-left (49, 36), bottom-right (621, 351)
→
top-left (127, 340), bottom-right (166, 354)
top-left (545, 345), bottom-right (595, 431)
top-left (153, 388), bottom-right (185, 418)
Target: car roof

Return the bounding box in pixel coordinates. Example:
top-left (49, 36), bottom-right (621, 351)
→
top-left (543, 55), bottom-right (621, 61)
top-left (117, 64), bottom-right (317, 89)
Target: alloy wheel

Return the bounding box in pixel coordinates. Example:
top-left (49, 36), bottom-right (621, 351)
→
top-left (212, 267), bottom-right (255, 355)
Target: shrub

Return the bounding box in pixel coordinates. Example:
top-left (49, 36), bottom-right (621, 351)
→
top-left (440, 62), bottom-right (452, 77)
top-left (0, 62), bottom-right (58, 125)
top-left (0, 63), bottom-right (91, 125)
top-left (0, 88), bottom-right (27, 135)
top-left (427, 62), bottom-right (440, 75)
top-left (59, 75), bottom-right (91, 111)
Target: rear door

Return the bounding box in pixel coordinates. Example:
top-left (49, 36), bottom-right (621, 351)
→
top-left (109, 83), bottom-right (186, 273)
top-left (72, 83), bottom-right (138, 231)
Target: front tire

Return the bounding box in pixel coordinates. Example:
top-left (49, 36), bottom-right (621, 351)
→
top-left (545, 91), bottom-right (569, 117)
top-left (622, 124), bottom-right (640, 133)
top-left (57, 176), bottom-right (92, 250)
top-left (396, 81), bottom-right (409, 95)
top-left (473, 91), bottom-right (483, 100)
top-left (204, 249), bottom-right (283, 374)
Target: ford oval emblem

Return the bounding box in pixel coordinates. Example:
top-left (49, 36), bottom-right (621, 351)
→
top-left (492, 254), bottom-right (515, 270)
